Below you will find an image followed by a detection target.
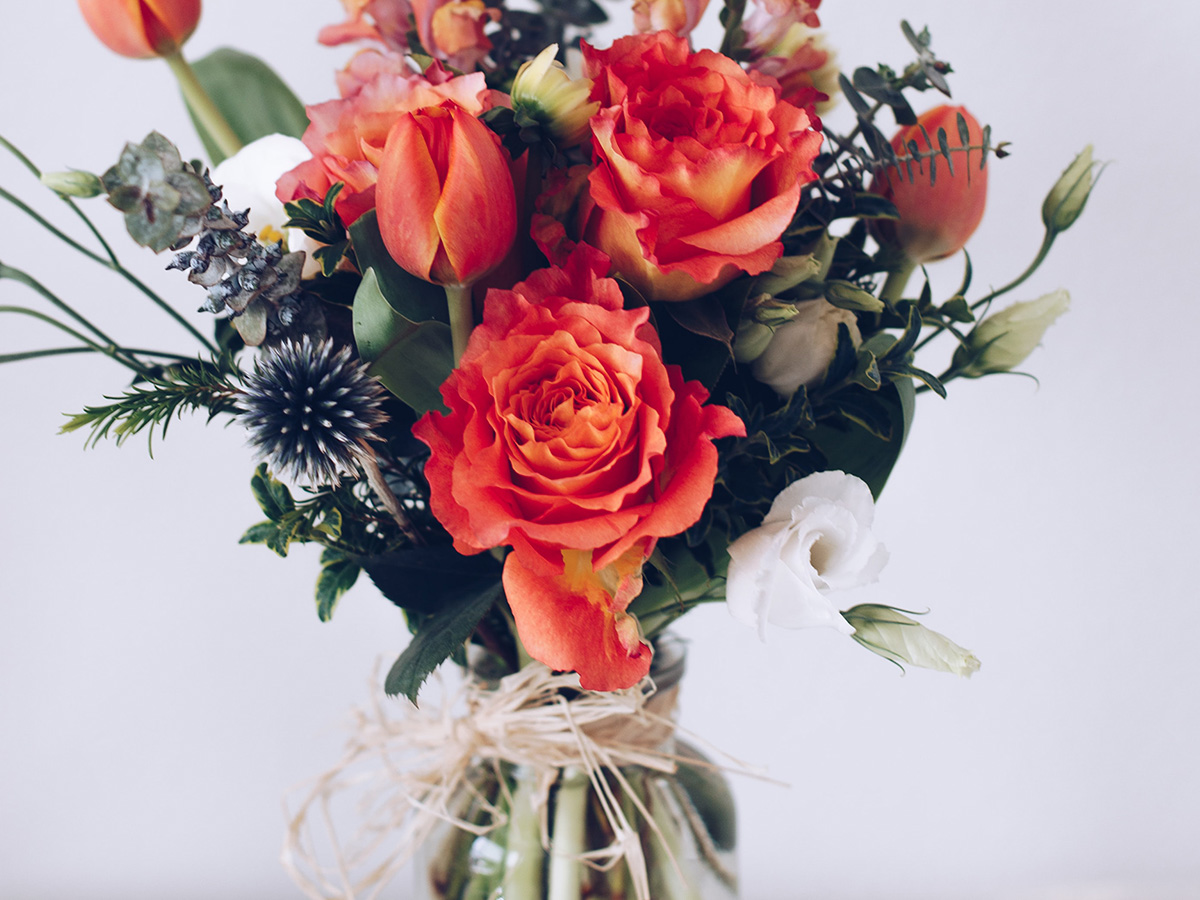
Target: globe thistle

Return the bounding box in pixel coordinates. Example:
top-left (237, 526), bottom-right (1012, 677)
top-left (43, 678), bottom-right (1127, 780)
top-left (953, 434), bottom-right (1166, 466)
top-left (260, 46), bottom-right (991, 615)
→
top-left (238, 338), bottom-right (388, 485)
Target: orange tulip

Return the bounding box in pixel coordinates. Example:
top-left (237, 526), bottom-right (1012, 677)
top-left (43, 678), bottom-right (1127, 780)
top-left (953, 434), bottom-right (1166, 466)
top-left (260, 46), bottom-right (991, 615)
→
top-left (872, 105), bottom-right (988, 263)
top-left (376, 103), bottom-right (516, 286)
top-left (78, 0), bottom-right (201, 59)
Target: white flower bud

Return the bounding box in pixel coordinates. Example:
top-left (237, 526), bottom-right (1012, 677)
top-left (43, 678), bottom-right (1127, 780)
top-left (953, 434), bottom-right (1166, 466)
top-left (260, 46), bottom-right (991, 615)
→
top-left (843, 605), bottom-right (980, 677)
top-left (726, 471), bottom-right (888, 639)
top-left (954, 289), bottom-right (1069, 377)
top-left (752, 298), bottom-right (861, 395)
top-left (511, 44), bottom-right (600, 148)
top-left (1042, 145), bottom-right (1098, 234)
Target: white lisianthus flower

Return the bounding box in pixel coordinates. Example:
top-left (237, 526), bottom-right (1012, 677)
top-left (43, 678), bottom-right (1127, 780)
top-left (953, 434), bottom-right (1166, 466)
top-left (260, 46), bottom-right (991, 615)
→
top-left (211, 134), bottom-right (320, 276)
top-left (842, 605), bottom-right (981, 677)
top-left (752, 298), bottom-right (862, 396)
top-left (726, 471), bottom-right (888, 638)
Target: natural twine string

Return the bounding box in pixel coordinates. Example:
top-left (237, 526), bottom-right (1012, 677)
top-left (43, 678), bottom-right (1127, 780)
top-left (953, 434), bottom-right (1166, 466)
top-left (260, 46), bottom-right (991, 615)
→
top-left (281, 661), bottom-right (762, 900)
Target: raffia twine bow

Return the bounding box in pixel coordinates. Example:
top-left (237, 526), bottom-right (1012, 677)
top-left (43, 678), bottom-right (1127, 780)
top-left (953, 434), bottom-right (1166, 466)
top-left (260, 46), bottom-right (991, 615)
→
top-left (282, 660), bottom-right (758, 900)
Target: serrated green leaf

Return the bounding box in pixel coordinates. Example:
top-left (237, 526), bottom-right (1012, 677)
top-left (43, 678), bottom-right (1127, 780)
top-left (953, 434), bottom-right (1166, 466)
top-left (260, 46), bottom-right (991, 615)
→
top-left (316, 557), bottom-right (361, 622)
top-left (362, 545), bottom-right (503, 615)
top-left (187, 49), bottom-right (308, 166)
top-left (385, 580), bottom-right (503, 703)
top-left (809, 379), bottom-right (914, 499)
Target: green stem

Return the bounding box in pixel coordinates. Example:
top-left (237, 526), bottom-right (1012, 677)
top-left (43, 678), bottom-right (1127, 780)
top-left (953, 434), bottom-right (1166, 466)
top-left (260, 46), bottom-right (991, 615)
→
top-left (1, 132), bottom-right (119, 264)
top-left (504, 766), bottom-right (545, 900)
top-left (164, 51), bottom-right (242, 162)
top-left (547, 767), bottom-right (589, 900)
top-left (0, 305), bottom-right (147, 375)
top-left (446, 283), bottom-right (475, 366)
top-left (1, 173), bottom-right (218, 353)
top-left (970, 230), bottom-right (1056, 310)
top-left (2, 262), bottom-right (121, 350)
top-left (879, 256), bottom-right (918, 307)
top-left (0, 346), bottom-right (200, 365)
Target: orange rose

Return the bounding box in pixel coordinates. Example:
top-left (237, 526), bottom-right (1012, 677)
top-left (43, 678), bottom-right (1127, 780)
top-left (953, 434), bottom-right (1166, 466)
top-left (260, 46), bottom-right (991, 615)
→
top-left (578, 31), bottom-right (822, 302)
top-left (78, 0), bottom-right (200, 59)
top-left (871, 105), bottom-right (989, 263)
top-left (275, 55), bottom-right (500, 226)
top-left (413, 248), bottom-right (745, 689)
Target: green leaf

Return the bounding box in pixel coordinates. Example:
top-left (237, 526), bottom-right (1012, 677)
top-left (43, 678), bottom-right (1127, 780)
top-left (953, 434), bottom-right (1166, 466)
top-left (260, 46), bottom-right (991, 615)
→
top-left (238, 521), bottom-right (278, 545)
top-left (249, 463), bottom-right (294, 520)
top-left (316, 555), bottom-right (361, 622)
top-left (664, 295), bottom-right (735, 350)
top-left (851, 193), bottom-right (900, 220)
top-left (187, 49), bottom-right (308, 166)
top-left (385, 580), bottom-right (503, 703)
top-left (809, 379), bottom-right (915, 499)
top-left (347, 211), bottom-right (447, 324)
top-left (361, 545), bottom-right (503, 615)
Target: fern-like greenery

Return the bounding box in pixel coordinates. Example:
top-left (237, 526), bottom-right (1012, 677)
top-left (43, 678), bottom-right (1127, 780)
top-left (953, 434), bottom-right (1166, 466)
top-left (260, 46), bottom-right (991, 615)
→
top-left (60, 355), bottom-right (243, 450)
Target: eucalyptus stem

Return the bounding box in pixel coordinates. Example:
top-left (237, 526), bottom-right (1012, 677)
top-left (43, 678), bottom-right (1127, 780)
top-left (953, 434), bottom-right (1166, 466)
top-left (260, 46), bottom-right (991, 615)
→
top-left (163, 52), bottom-right (242, 161)
top-left (446, 283), bottom-right (475, 365)
top-left (547, 767), bottom-right (589, 900)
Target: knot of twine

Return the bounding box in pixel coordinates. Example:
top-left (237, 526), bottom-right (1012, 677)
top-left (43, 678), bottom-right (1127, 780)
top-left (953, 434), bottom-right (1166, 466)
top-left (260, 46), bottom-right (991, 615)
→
top-left (281, 662), bottom-right (733, 900)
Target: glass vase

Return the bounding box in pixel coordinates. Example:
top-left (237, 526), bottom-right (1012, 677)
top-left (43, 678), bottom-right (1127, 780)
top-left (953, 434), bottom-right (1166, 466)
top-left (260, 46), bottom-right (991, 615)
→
top-left (416, 636), bottom-right (738, 900)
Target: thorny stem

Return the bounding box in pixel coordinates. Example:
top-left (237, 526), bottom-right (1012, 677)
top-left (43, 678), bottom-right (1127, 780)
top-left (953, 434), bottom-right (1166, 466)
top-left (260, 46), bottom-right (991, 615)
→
top-left (163, 52), bottom-right (243, 161)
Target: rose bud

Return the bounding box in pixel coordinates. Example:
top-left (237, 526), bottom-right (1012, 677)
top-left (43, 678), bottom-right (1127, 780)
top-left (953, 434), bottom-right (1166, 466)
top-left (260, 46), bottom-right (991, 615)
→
top-left (842, 605), bottom-right (980, 677)
top-left (872, 105), bottom-right (988, 263)
top-left (952, 289), bottom-right (1070, 377)
top-left (376, 103), bottom-right (517, 287)
top-left (751, 298), bottom-right (861, 395)
top-left (77, 0), bottom-right (201, 58)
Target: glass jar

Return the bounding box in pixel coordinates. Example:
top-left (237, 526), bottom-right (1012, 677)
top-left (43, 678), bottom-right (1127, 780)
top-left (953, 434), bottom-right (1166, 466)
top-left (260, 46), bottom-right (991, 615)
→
top-left (417, 635), bottom-right (738, 899)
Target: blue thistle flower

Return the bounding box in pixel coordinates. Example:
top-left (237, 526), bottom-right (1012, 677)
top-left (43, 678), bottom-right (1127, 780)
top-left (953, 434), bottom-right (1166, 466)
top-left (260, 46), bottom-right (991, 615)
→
top-left (238, 338), bottom-right (387, 485)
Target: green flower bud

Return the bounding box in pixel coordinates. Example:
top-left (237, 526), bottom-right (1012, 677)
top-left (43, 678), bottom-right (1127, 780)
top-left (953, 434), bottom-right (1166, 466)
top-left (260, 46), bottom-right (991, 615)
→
top-left (843, 605), bottom-right (980, 677)
top-left (953, 289), bottom-right (1069, 377)
top-left (1042, 145), bottom-right (1098, 233)
top-left (40, 169), bottom-right (103, 198)
top-left (510, 44), bottom-right (600, 148)
top-left (734, 294), bottom-right (800, 363)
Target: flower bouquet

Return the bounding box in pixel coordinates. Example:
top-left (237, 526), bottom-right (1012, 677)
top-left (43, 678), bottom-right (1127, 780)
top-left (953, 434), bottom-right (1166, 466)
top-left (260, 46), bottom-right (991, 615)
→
top-left (0, 0), bottom-right (1097, 897)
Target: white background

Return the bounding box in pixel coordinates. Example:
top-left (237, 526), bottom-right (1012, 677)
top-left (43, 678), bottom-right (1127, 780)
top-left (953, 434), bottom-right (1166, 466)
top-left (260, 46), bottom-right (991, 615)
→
top-left (2, 1), bottom-right (1197, 898)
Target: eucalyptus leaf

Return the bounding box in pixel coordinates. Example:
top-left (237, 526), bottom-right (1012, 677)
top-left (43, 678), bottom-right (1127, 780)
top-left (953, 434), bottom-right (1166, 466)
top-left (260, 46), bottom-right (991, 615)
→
top-left (187, 49), bottom-right (308, 166)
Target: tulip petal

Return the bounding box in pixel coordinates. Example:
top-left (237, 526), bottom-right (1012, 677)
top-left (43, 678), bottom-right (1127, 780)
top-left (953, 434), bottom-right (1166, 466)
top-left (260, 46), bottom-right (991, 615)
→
top-left (378, 113), bottom-right (445, 281)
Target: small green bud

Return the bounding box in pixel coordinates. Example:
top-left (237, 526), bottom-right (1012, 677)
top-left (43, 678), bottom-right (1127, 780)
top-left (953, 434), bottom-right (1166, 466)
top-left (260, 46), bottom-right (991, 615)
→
top-left (1042, 145), bottom-right (1098, 233)
top-left (953, 289), bottom-right (1069, 377)
top-left (40, 169), bottom-right (104, 198)
top-left (843, 604), bottom-right (980, 677)
top-left (734, 294), bottom-right (800, 363)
